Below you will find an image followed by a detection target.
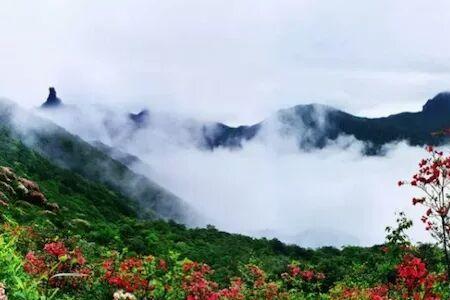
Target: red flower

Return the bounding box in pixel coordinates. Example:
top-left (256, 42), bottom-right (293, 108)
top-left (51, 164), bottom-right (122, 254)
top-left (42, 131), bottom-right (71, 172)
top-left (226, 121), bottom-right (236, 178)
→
top-left (158, 259), bottom-right (167, 271)
top-left (44, 242), bottom-right (68, 257)
top-left (24, 251), bottom-right (46, 275)
top-left (183, 261), bottom-right (197, 273)
top-left (288, 265), bottom-right (301, 277)
top-left (120, 257), bottom-right (143, 272)
top-left (395, 254), bottom-right (443, 299)
top-left (74, 248), bottom-right (86, 265)
top-left (300, 270), bottom-right (314, 281)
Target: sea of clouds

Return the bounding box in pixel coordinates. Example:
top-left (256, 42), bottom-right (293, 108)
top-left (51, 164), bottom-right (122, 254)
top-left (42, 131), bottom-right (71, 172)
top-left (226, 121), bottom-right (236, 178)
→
top-left (32, 104), bottom-right (435, 248)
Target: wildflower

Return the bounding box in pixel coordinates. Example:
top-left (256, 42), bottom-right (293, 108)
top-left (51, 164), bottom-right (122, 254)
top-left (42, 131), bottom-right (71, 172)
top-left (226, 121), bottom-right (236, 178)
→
top-left (300, 270), bottom-right (314, 281)
top-left (44, 242), bottom-right (68, 257)
top-left (73, 248), bottom-right (86, 265)
top-left (315, 272), bottom-right (326, 280)
top-left (158, 259), bottom-right (167, 271)
top-left (24, 251), bottom-right (46, 275)
top-left (113, 290), bottom-right (136, 300)
top-left (288, 264), bottom-right (301, 277)
top-left (120, 258), bottom-right (143, 272)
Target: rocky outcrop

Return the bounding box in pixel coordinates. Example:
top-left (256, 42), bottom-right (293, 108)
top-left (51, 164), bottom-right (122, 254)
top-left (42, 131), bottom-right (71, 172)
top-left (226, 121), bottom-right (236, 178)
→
top-left (129, 109), bottom-right (150, 127)
top-left (422, 92), bottom-right (450, 116)
top-left (0, 166), bottom-right (59, 212)
top-left (41, 87), bottom-right (63, 108)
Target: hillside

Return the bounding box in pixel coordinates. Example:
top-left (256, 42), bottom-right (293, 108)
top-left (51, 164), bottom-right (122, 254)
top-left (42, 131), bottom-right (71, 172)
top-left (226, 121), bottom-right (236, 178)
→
top-left (0, 116), bottom-right (410, 299)
top-left (0, 120), bottom-right (447, 299)
top-left (0, 100), bottom-right (195, 223)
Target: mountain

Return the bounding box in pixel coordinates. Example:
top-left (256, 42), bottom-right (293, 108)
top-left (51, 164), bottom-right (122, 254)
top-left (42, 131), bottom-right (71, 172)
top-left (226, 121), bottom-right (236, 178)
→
top-left (0, 99), bottom-right (197, 224)
top-left (207, 93), bottom-right (450, 152)
top-left (129, 109), bottom-right (150, 127)
top-left (118, 92), bottom-right (450, 152)
top-left (40, 87), bottom-right (63, 108)
top-left (36, 88), bottom-right (450, 160)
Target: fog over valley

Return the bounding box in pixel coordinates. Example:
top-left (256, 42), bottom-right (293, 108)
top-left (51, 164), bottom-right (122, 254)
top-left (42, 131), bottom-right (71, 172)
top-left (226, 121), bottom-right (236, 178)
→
top-left (32, 95), bottom-right (434, 247)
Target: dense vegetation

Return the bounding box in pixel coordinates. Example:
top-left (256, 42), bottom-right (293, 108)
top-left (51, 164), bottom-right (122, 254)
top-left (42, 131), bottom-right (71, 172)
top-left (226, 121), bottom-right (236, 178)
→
top-left (1, 124), bottom-right (450, 299)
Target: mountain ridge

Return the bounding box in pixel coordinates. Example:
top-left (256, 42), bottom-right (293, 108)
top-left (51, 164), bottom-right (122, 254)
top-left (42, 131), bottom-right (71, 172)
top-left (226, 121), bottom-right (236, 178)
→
top-left (207, 93), bottom-right (450, 152)
top-left (38, 88), bottom-right (450, 154)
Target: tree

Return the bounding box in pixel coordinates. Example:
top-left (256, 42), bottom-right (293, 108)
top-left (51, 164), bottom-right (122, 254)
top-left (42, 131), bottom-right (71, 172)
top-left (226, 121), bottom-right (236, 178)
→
top-left (399, 145), bottom-right (450, 279)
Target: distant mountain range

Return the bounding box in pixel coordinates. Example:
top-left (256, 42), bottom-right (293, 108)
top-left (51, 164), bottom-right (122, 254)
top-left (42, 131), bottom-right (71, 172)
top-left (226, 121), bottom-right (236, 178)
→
top-left (205, 93), bottom-right (450, 153)
top-left (39, 88), bottom-right (450, 154)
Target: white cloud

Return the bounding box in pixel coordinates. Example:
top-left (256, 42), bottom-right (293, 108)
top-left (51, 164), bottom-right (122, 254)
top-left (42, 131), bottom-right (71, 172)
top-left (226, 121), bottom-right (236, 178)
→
top-left (131, 134), bottom-right (432, 247)
top-left (36, 103), bottom-right (434, 247)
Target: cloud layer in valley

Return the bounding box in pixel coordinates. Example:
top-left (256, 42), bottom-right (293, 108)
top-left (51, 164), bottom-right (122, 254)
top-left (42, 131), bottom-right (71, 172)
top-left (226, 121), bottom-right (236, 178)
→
top-left (34, 104), bottom-right (434, 247)
top-left (131, 135), bottom-right (432, 247)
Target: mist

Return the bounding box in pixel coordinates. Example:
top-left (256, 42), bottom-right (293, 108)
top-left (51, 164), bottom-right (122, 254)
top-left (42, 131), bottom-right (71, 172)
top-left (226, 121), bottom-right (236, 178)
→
top-left (132, 135), bottom-right (430, 247)
top-left (33, 103), bottom-right (434, 248)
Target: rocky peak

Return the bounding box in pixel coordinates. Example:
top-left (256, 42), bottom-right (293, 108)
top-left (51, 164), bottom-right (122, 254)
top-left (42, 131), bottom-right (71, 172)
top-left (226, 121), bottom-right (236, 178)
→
top-left (41, 87), bottom-right (63, 108)
top-left (129, 109), bottom-right (150, 127)
top-left (422, 92), bottom-right (450, 115)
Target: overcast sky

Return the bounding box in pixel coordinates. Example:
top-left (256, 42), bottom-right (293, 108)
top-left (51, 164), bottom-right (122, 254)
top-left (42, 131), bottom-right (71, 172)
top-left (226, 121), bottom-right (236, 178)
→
top-left (2, 0), bottom-right (450, 124)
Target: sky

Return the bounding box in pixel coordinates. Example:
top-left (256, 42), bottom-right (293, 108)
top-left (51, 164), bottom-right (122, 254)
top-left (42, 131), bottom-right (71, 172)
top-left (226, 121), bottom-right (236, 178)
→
top-left (2, 0), bottom-right (450, 124)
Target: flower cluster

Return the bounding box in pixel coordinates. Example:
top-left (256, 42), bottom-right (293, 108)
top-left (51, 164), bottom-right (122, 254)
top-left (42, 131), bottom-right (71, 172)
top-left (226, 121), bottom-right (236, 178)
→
top-left (332, 254), bottom-right (444, 300)
top-left (181, 261), bottom-right (219, 300)
top-left (23, 251), bottom-right (46, 275)
top-left (333, 285), bottom-right (389, 300)
top-left (43, 241), bottom-right (68, 257)
top-left (279, 262), bottom-right (325, 295)
top-left (287, 263), bottom-right (325, 282)
top-left (216, 278), bottom-right (245, 300)
top-left (102, 257), bottom-right (149, 293)
top-left (399, 145), bottom-right (450, 280)
top-left (240, 264), bottom-right (287, 300)
top-left (101, 254), bottom-right (328, 300)
top-left (395, 254), bottom-right (443, 299)
top-left (24, 241), bottom-right (91, 289)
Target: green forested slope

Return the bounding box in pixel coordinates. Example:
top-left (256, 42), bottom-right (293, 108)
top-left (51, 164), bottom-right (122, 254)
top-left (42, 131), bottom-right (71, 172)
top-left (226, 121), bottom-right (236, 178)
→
top-left (0, 123), bottom-right (403, 291)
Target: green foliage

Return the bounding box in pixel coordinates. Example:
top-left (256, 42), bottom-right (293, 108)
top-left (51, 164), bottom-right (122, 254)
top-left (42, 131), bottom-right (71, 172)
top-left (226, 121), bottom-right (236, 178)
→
top-left (0, 231), bottom-right (41, 300)
top-left (1, 123), bottom-right (450, 299)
